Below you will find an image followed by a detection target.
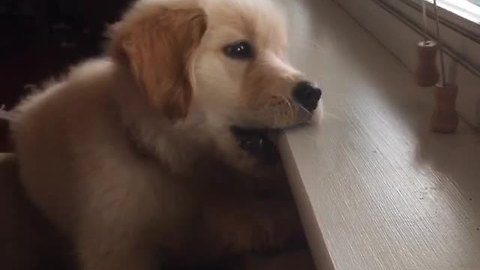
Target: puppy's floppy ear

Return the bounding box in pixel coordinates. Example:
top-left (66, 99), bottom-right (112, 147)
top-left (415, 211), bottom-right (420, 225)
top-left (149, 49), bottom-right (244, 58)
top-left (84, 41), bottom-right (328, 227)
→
top-left (111, 7), bottom-right (207, 119)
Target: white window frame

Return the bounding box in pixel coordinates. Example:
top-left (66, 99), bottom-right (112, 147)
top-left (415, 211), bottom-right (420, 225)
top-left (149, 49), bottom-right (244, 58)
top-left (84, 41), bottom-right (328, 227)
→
top-left (424, 0), bottom-right (480, 26)
top-left (399, 0), bottom-right (480, 41)
top-left (376, 0), bottom-right (480, 73)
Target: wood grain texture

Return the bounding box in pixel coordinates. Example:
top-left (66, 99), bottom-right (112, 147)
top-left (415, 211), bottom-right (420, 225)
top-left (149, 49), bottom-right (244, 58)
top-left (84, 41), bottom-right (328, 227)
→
top-left (276, 0), bottom-right (480, 269)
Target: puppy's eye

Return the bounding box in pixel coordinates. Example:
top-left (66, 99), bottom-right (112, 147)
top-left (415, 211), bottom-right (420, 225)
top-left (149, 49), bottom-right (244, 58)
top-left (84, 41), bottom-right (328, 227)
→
top-left (223, 41), bottom-right (254, 60)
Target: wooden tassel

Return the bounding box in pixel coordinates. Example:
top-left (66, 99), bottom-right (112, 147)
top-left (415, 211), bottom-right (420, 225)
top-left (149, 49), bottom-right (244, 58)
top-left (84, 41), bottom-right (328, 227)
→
top-left (430, 0), bottom-right (459, 134)
top-left (415, 0), bottom-right (439, 87)
top-left (415, 40), bottom-right (439, 87)
top-left (431, 83), bottom-right (458, 133)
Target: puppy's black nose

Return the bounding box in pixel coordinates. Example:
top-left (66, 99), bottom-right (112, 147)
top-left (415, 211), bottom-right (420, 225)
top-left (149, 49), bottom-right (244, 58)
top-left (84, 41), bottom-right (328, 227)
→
top-left (292, 81), bottom-right (322, 112)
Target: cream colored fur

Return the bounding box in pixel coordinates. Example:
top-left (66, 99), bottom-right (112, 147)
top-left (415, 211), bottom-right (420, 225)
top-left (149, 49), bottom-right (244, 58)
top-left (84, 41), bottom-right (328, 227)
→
top-left (11, 0), bottom-right (314, 269)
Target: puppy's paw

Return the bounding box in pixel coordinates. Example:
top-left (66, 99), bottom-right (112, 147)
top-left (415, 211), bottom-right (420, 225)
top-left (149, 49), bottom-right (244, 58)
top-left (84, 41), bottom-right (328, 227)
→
top-left (202, 201), bottom-right (303, 254)
top-left (248, 217), bottom-right (286, 252)
top-left (243, 250), bottom-right (315, 270)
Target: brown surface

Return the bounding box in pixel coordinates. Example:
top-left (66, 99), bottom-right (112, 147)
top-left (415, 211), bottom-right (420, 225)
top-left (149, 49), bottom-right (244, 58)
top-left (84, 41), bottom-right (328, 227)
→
top-left (0, 154), bottom-right (73, 270)
top-left (0, 154), bottom-right (313, 270)
top-left (0, 118), bottom-right (10, 152)
top-left (244, 251), bottom-right (315, 270)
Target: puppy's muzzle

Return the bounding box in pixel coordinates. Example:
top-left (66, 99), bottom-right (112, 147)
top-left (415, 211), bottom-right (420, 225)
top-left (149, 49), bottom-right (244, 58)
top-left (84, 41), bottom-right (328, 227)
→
top-left (230, 81), bottom-right (322, 164)
top-left (292, 81), bottom-right (322, 112)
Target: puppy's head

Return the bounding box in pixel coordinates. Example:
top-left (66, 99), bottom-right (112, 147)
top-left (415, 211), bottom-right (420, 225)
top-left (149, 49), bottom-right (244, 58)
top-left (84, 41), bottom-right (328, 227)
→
top-left (110, 0), bottom-right (321, 166)
top-left (194, 0), bottom-right (321, 129)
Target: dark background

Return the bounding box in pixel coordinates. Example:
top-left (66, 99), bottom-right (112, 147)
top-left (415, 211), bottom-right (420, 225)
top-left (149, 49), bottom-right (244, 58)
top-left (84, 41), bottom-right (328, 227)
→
top-left (0, 0), bottom-right (132, 109)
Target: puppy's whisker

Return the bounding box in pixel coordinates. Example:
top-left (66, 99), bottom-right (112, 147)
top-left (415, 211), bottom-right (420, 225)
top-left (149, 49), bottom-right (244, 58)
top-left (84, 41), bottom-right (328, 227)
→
top-left (273, 105), bottom-right (282, 128)
top-left (323, 92), bottom-right (346, 98)
top-left (297, 103), bottom-right (313, 119)
top-left (281, 96), bottom-right (295, 121)
top-left (289, 44), bottom-right (318, 51)
top-left (322, 110), bottom-right (342, 121)
top-left (273, 113), bottom-right (278, 128)
top-left (306, 40), bottom-right (323, 49)
top-left (290, 37), bottom-right (322, 47)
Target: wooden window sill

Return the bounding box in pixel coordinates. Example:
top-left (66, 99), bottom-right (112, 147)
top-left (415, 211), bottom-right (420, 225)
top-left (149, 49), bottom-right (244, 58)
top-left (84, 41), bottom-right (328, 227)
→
top-left (278, 0), bottom-right (480, 269)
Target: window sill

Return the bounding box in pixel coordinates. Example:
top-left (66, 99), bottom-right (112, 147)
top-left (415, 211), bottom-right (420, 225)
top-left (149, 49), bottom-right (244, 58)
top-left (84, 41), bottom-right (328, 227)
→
top-left (278, 0), bottom-right (480, 269)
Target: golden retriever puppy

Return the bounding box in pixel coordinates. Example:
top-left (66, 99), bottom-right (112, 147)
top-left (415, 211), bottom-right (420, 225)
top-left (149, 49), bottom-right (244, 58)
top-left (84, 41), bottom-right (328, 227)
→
top-left (10, 0), bottom-right (322, 269)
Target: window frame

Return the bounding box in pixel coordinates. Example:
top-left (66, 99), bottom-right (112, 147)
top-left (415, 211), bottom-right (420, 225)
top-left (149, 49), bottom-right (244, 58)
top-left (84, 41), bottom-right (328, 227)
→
top-left (334, 0), bottom-right (480, 127)
top-left (424, 0), bottom-right (480, 25)
top-left (387, 0), bottom-right (480, 42)
top-left (376, 0), bottom-right (480, 71)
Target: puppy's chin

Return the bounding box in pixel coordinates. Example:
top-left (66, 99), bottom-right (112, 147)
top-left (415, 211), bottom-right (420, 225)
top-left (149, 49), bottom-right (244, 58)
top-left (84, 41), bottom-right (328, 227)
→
top-left (201, 100), bottom-right (316, 179)
top-left (224, 102), bottom-right (317, 167)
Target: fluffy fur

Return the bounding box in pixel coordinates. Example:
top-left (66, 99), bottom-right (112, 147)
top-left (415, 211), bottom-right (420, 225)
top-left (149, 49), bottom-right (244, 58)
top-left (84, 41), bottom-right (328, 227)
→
top-left (11, 0), bottom-right (318, 269)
